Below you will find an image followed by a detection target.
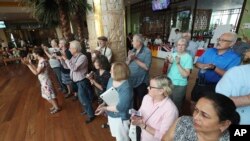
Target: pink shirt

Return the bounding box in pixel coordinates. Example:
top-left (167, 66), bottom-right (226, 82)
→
top-left (139, 95), bottom-right (178, 141)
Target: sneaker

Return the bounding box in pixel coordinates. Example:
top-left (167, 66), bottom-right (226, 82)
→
top-left (85, 116), bottom-right (95, 124)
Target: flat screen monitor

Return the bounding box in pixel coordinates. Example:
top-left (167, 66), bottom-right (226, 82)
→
top-left (152, 0), bottom-right (170, 11)
top-left (0, 21), bottom-right (6, 28)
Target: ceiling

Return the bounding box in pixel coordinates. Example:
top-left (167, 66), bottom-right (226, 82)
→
top-left (0, 0), bottom-right (34, 22)
top-left (0, 0), bottom-right (245, 22)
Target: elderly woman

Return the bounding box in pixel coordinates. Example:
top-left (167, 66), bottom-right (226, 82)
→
top-left (60, 40), bottom-right (95, 124)
top-left (167, 38), bottom-right (193, 112)
top-left (131, 75), bottom-right (178, 141)
top-left (162, 93), bottom-right (240, 141)
top-left (95, 62), bottom-right (133, 141)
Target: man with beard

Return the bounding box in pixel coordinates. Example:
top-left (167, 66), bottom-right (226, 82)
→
top-left (216, 50), bottom-right (250, 124)
top-left (191, 32), bottom-right (241, 102)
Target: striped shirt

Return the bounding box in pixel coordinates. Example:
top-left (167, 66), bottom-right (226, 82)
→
top-left (63, 53), bottom-right (88, 82)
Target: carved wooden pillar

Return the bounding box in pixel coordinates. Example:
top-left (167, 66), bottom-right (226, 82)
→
top-left (86, 0), bottom-right (126, 62)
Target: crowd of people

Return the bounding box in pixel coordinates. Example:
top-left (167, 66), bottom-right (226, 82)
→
top-left (10, 30), bottom-right (249, 141)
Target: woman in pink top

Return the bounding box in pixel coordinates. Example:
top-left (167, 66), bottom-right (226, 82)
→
top-left (131, 75), bottom-right (178, 141)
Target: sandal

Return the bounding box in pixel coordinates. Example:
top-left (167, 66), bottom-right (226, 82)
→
top-left (49, 107), bottom-right (55, 111)
top-left (50, 108), bottom-right (61, 114)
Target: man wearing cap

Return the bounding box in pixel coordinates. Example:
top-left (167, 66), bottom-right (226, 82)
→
top-left (96, 36), bottom-right (112, 62)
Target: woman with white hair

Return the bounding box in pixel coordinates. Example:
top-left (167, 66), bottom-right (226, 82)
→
top-left (60, 40), bottom-right (95, 124)
top-left (166, 38), bottom-right (193, 113)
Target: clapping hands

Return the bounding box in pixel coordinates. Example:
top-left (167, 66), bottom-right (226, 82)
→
top-left (21, 57), bottom-right (31, 65)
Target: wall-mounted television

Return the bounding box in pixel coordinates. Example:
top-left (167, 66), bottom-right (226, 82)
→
top-left (152, 0), bottom-right (170, 11)
top-left (0, 21), bottom-right (6, 29)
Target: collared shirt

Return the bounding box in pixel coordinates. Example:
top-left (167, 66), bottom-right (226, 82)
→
top-left (139, 95), bottom-right (178, 141)
top-left (95, 46), bottom-right (112, 62)
top-left (197, 48), bottom-right (241, 83)
top-left (61, 53), bottom-right (88, 82)
top-left (106, 78), bottom-right (133, 120)
top-left (216, 64), bottom-right (250, 124)
top-left (128, 46), bottom-right (152, 87)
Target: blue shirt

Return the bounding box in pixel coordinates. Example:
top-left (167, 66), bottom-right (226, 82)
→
top-left (129, 46), bottom-right (152, 87)
top-left (216, 65), bottom-right (250, 124)
top-left (106, 78), bottom-right (133, 120)
top-left (197, 48), bottom-right (240, 83)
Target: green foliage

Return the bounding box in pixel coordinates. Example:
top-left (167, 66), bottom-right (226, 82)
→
top-left (21, 0), bottom-right (92, 27)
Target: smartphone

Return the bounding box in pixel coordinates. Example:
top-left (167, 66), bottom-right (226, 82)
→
top-left (129, 109), bottom-right (142, 117)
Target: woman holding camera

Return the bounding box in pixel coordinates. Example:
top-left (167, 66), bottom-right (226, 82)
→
top-left (95, 62), bottom-right (133, 141)
top-left (87, 55), bottom-right (111, 102)
top-left (131, 75), bottom-right (178, 141)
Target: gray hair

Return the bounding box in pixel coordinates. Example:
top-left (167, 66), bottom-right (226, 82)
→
top-left (226, 32), bottom-right (237, 45)
top-left (133, 34), bottom-right (144, 45)
top-left (177, 38), bottom-right (188, 47)
top-left (70, 40), bottom-right (82, 52)
top-left (152, 75), bottom-right (173, 97)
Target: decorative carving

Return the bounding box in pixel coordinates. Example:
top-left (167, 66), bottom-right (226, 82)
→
top-left (87, 0), bottom-right (126, 62)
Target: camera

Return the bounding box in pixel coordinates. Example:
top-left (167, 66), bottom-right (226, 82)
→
top-left (55, 51), bottom-right (62, 56)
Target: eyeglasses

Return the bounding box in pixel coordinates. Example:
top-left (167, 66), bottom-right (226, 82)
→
top-left (217, 38), bottom-right (233, 43)
top-left (148, 86), bottom-right (162, 90)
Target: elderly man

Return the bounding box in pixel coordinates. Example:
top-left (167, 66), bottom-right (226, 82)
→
top-left (60, 40), bottom-right (95, 124)
top-left (182, 32), bottom-right (199, 59)
top-left (127, 34), bottom-right (152, 110)
top-left (216, 62), bottom-right (250, 124)
top-left (191, 32), bottom-right (241, 102)
top-left (95, 36), bottom-right (112, 62)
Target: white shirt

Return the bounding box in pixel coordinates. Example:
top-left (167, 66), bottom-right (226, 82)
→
top-left (154, 38), bottom-right (163, 45)
top-left (216, 65), bottom-right (250, 124)
top-left (96, 46), bottom-right (112, 62)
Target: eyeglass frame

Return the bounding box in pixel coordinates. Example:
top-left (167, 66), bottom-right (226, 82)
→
top-left (217, 38), bottom-right (233, 43)
top-left (148, 86), bottom-right (162, 90)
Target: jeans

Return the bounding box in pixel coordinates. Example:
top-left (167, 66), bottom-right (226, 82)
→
top-left (76, 79), bottom-right (94, 118)
top-left (52, 67), bottom-right (66, 91)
